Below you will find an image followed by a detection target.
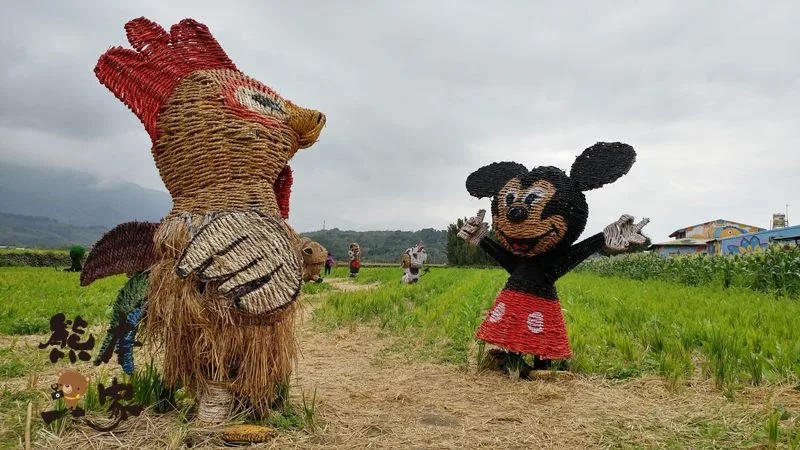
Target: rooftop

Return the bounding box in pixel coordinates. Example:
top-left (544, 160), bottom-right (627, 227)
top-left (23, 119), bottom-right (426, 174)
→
top-left (651, 238), bottom-right (715, 247)
top-left (668, 219), bottom-right (764, 238)
top-left (717, 224), bottom-right (800, 242)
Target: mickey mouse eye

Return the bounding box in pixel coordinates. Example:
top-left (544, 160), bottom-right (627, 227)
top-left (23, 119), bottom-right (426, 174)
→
top-left (235, 86), bottom-right (288, 121)
top-left (505, 190), bottom-right (517, 206)
top-left (524, 187), bottom-right (546, 205)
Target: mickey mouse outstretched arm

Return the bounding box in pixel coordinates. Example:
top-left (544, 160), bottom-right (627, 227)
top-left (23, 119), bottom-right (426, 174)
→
top-left (548, 232), bottom-right (605, 280)
top-left (549, 215), bottom-right (650, 280)
top-left (457, 209), bottom-right (520, 273)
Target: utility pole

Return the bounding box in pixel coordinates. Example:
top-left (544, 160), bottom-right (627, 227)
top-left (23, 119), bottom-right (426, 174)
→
top-left (322, 220), bottom-right (326, 231)
top-left (787, 204), bottom-right (790, 227)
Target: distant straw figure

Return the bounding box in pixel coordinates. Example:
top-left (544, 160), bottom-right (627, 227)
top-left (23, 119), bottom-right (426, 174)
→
top-left (301, 238), bottom-right (327, 283)
top-left (82, 17), bottom-right (326, 425)
top-left (401, 242), bottom-right (427, 284)
top-left (348, 243), bottom-right (361, 277)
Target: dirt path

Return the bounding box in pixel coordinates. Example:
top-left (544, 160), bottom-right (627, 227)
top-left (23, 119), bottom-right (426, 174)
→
top-left (12, 279), bottom-right (800, 448)
top-left (324, 278), bottom-right (381, 292)
top-left (275, 322), bottom-right (795, 448)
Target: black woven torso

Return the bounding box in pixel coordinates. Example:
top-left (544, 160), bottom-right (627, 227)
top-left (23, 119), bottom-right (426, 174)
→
top-left (479, 233), bottom-right (605, 300)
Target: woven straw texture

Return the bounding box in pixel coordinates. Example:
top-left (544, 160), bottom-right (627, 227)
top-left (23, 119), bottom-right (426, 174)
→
top-left (197, 381), bottom-right (233, 424)
top-left (274, 165), bottom-right (293, 220)
top-left (146, 213), bottom-right (298, 414)
top-left (475, 290), bottom-right (571, 359)
top-left (176, 211), bottom-right (303, 314)
top-left (80, 221), bottom-right (158, 286)
top-left (348, 243), bottom-right (361, 275)
top-left (300, 238), bottom-right (327, 282)
top-left (408, 244), bottom-right (427, 269)
top-left (95, 272), bottom-right (149, 366)
top-left (400, 253), bottom-right (410, 269)
top-left (95, 17), bottom-right (326, 415)
top-left (221, 424), bottom-right (275, 443)
top-left (401, 244), bottom-right (427, 283)
top-left (95, 17), bottom-right (325, 219)
top-left (464, 142), bottom-right (639, 360)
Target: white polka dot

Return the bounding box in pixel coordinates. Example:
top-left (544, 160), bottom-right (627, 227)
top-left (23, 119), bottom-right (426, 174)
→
top-left (488, 302), bottom-right (505, 323)
top-left (527, 311), bottom-right (544, 334)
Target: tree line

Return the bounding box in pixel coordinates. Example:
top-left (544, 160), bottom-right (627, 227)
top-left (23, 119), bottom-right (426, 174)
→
top-left (302, 219), bottom-right (651, 267)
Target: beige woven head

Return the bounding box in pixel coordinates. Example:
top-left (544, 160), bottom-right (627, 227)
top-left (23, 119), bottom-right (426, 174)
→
top-left (300, 238), bottom-right (327, 281)
top-left (95, 18), bottom-right (326, 214)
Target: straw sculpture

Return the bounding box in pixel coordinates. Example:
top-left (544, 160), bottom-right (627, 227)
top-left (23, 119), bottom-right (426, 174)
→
top-left (80, 222), bottom-right (158, 286)
top-left (401, 242), bottom-right (427, 284)
top-left (458, 142), bottom-right (649, 363)
top-left (348, 243), bottom-right (361, 277)
top-left (85, 17), bottom-right (326, 423)
top-left (94, 271), bottom-right (149, 374)
top-left (300, 238), bottom-right (327, 282)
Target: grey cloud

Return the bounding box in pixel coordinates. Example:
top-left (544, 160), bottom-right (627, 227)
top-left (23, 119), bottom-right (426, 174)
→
top-left (1, 0), bottom-right (798, 241)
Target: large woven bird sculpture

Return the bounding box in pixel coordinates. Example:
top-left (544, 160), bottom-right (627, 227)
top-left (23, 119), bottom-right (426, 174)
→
top-left (81, 17), bottom-right (325, 422)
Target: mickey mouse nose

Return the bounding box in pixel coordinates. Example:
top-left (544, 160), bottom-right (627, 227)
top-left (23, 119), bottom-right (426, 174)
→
top-left (507, 206), bottom-right (528, 223)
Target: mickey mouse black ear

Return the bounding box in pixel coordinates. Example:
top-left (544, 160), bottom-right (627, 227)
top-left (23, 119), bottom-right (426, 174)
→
top-left (570, 142), bottom-right (636, 191)
top-left (466, 162), bottom-right (528, 198)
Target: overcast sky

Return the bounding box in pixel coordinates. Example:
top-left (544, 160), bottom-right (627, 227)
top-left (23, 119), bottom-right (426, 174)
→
top-left (1, 1), bottom-right (798, 241)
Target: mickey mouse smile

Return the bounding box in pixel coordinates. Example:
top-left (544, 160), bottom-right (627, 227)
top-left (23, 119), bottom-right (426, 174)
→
top-left (497, 227), bottom-right (559, 253)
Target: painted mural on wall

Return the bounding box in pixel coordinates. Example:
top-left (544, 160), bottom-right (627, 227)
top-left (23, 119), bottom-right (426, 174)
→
top-left (718, 225), bottom-right (800, 255)
top-left (677, 220), bottom-right (762, 240)
top-left (724, 235), bottom-right (764, 254)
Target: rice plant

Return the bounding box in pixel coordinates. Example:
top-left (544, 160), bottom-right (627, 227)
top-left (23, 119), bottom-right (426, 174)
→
top-left (128, 360), bottom-right (176, 413)
top-left (315, 267), bottom-right (800, 390)
top-left (576, 246), bottom-right (800, 298)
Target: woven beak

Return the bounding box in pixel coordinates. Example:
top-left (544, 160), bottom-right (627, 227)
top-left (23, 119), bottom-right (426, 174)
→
top-left (286, 104), bottom-right (325, 149)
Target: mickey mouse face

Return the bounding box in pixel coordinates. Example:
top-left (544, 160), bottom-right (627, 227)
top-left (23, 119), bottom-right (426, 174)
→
top-left (495, 174), bottom-right (569, 255)
top-left (466, 142), bottom-right (636, 257)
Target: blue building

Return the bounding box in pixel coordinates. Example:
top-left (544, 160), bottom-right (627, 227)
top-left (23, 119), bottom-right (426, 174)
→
top-left (650, 218), bottom-right (763, 258)
top-left (650, 238), bottom-right (714, 258)
top-left (715, 225), bottom-right (800, 255)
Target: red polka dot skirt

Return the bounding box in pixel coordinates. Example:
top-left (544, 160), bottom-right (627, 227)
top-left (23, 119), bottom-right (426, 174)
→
top-left (476, 289), bottom-right (572, 360)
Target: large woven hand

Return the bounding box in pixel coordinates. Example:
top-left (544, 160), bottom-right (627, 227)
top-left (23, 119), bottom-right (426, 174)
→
top-left (603, 215), bottom-right (650, 252)
top-left (457, 209), bottom-right (490, 246)
top-left (176, 211), bottom-right (303, 314)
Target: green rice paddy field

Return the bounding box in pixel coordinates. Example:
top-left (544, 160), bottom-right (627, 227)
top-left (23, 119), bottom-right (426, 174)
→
top-left (1, 265), bottom-right (799, 447)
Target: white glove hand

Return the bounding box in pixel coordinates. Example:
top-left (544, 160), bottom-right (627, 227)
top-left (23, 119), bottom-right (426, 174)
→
top-left (176, 210), bottom-right (303, 314)
top-left (604, 214), bottom-right (650, 252)
top-left (457, 209), bottom-right (490, 246)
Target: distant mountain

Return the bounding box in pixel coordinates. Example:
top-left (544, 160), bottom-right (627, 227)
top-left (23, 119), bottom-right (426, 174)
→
top-left (0, 164), bottom-right (171, 228)
top-left (0, 212), bottom-right (107, 248)
top-left (302, 228), bottom-right (447, 264)
top-left (0, 212), bottom-right (449, 262)
top-left (0, 164), bottom-right (448, 259)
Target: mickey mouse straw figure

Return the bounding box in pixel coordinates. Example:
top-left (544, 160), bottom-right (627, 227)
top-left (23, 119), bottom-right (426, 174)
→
top-left (458, 142), bottom-right (649, 365)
